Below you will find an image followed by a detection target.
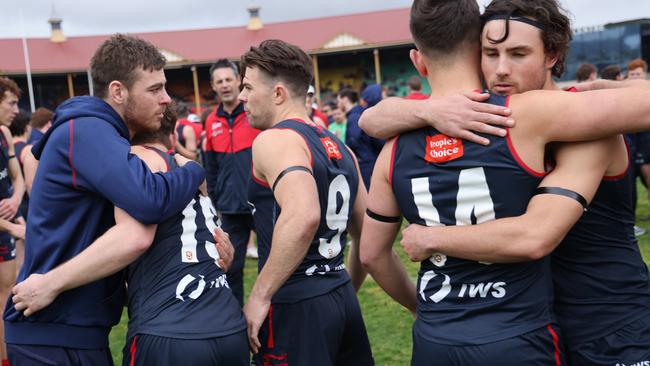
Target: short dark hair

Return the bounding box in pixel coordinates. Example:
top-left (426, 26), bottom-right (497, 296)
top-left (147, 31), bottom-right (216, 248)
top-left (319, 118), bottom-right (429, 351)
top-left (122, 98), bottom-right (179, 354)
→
top-left (628, 58), bottom-right (648, 73)
top-left (410, 0), bottom-right (481, 57)
top-left (576, 63), bottom-right (597, 82)
top-left (407, 75), bottom-right (423, 91)
top-left (9, 110), bottom-right (30, 137)
top-left (0, 77), bottom-right (21, 102)
top-left (91, 34), bottom-right (166, 98)
top-left (209, 59), bottom-right (239, 80)
top-left (338, 89), bottom-right (359, 104)
top-left (30, 107), bottom-right (53, 129)
top-left (240, 39), bottom-right (313, 99)
top-left (482, 0), bottom-right (572, 78)
top-left (131, 103), bottom-right (177, 149)
top-left (600, 65), bottom-right (622, 81)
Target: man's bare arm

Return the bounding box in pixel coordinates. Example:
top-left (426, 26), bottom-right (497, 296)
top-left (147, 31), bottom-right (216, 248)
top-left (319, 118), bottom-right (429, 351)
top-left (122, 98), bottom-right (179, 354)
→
top-left (359, 92), bottom-right (513, 145)
top-left (360, 139), bottom-right (417, 314)
top-left (400, 136), bottom-right (617, 263)
top-left (514, 87), bottom-right (650, 143)
top-left (244, 129), bottom-right (321, 353)
top-left (346, 148), bottom-right (368, 291)
top-left (0, 126), bottom-right (25, 220)
top-left (22, 150), bottom-right (37, 195)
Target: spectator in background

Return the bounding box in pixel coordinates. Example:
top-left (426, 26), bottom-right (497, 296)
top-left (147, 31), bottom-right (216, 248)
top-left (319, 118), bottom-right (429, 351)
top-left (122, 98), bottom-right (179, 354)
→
top-left (9, 111), bottom-right (31, 220)
top-left (405, 75), bottom-right (429, 99)
top-left (338, 88), bottom-right (380, 189)
top-left (576, 63), bottom-right (597, 83)
top-left (628, 58), bottom-right (650, 234)
top-left (306, 85), bottom-right (328, 128)
top-left (174, 102), bottom-right (198, 160)
top-left (627, 58), bottom-right (647, 80)
top-left (600, 64), bottom-right (623, 81)
top-left (328, 106), bottom-right (347, 142)
top-left (26, 107), bottom-right (52, 145)
top-left (321, 101), bottom-right (336, 126)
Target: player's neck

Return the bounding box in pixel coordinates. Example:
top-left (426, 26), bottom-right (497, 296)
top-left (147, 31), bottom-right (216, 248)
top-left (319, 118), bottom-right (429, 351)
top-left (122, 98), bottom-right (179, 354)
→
top-left (542, 74), bottom-right (561, 91)
top-left (141, 142), bottom-right (167, 151)
top-left (270, 101), bottom-right (311, 128)
top-left (426, 65), bottom-right (482, 98)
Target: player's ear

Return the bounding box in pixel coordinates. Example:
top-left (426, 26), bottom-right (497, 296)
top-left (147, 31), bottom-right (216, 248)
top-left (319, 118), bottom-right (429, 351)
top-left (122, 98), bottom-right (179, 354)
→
top-left (545, 51), bottom-right (559, 72)
top-left (108, 80), bottom-right (128, 105)
top-left (410, 49), bottom-right (428, 77)
top-left (273, 84), bottom-right (288, 105)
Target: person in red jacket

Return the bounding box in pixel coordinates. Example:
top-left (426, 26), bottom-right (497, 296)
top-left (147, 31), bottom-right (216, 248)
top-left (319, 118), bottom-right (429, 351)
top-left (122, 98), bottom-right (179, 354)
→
top-left (204, 59), bottom-right (260, 306)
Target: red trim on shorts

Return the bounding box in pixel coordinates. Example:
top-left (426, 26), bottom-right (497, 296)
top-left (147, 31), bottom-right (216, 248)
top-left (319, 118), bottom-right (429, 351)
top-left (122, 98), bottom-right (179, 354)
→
top-left (388, 135), bottom-right (399, 186)
top-left (503, 97), bottom-right (545, 177)
top-left (546, 324), bottom-right (561, 366)
top-left (603, 136), bottom-right (630, 181)
top-left (68, 119), bottom-right (77, 189)
top-left (129, 336), bottom-right (137, 366)
top-left (251, 162), bottom-right (270, 188)
top-left (266, 304), bottom-right (275, 349)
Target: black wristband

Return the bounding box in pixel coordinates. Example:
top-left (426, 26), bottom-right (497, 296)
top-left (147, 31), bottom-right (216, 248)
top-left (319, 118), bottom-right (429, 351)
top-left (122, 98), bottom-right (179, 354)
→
top-left (7, 155), bottom-right (15, 159)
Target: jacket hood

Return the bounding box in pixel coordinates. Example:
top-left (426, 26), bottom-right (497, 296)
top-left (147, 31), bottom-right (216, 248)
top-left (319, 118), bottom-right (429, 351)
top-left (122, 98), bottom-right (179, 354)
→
top-left (361, 84), bottom-right (383, 108)
top-left (32, 96), bottom-right (128, 159)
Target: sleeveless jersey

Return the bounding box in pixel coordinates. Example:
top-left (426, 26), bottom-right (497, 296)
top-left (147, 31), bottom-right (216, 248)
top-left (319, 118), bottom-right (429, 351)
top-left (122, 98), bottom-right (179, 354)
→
top-left (176, 125), bottom-right (187, 147)
top-left (391, 94), bottom-right (552, 345)
top-left (552, 148), bottom-right (650, 345)
top-left (0, 132), bottom-right (13, 200)
top-left (14, 141), bottom-right (27, 171)
top-left (248, 119), bottom-right (359, 303)
top-left (126, 147), bottom-right (245, 341)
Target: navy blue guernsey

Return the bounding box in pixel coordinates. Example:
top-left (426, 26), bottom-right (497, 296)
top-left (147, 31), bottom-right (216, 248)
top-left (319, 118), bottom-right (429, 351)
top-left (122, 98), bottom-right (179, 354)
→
top-left (552, 156), bottom-right (650, 345)
top-left (126, 148), bottom-right (245, 341)
top-left (392, 94), bottom-right (552, 345)
top-left (0, 132), bottom-right (13, 200)
top-left (248, 119), bottom-right (358, 303)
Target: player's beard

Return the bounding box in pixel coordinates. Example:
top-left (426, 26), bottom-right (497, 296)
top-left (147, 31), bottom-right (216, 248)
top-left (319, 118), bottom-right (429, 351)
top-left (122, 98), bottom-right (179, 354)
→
top-left (123, 95), bottom-right (159, 134)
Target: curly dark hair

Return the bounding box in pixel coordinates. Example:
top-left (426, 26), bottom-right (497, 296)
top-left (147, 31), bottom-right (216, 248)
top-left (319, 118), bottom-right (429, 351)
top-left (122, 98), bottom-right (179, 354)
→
top-left (482, 0), bottom-right (572, 78)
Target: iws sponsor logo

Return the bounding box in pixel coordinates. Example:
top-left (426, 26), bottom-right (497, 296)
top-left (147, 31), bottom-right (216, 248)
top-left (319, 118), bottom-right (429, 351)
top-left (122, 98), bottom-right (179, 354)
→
top-left (424, 134), bottom-right (464, 163)
top-left (175, 273), bottom-right (229, 301)
top-left (419, 270), bottom-right (507, 303)
top-left (0, 168), bottom-right (7, 180)
top-left (616, 362), bottom-right (650, 366)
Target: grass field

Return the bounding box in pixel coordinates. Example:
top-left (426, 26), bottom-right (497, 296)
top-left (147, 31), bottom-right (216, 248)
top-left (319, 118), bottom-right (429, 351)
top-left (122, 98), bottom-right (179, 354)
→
top-left (109, 183), bottom-right (650, 365)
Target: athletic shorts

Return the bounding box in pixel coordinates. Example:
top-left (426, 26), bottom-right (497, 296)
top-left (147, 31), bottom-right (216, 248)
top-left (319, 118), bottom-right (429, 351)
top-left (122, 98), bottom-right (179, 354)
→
top-left (253, 282), bottom-right (374, 366)
top-left (566, 316), bottom-right (650, 366)
top-left (123, 331), bottom-right (249, 366)
top-left (7, 344), bottom-right (113, 366)
top-left (411, 323), bottom-right (565, 366)
top-left (0, 232), bottom-right (15, 262)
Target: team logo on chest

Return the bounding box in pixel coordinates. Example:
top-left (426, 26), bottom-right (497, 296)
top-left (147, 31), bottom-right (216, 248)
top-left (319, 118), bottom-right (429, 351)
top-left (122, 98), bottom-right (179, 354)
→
top-left (320, 137), bottom-right (342, 160)
top-left (424, 134), bottom-right (464, 163)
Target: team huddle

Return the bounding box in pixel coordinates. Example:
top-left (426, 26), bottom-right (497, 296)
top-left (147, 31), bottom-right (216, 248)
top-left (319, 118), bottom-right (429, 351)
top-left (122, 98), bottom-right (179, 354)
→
top-left (0, 0), bottom-right (649, 365)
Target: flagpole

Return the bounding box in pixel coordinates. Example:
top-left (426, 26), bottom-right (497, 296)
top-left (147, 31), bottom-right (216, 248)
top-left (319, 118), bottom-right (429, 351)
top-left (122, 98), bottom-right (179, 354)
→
top-left (19, 9), bottom-right (36, 112)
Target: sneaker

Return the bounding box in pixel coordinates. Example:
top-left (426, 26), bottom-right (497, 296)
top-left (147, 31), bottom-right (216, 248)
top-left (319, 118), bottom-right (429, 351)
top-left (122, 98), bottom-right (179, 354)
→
top-left (634, 225), bottom-right (647, 237)
top-left (246, 246), bottom-right (259, 259)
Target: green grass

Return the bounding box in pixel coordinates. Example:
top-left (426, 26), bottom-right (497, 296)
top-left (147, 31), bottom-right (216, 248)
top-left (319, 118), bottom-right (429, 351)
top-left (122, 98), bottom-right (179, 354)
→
top-left (109, 184), bottom-right (650, 365)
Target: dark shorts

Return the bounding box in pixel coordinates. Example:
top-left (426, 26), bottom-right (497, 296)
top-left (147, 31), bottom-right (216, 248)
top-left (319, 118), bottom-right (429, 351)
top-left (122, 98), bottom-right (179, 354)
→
top-left (122, 331), bottom-right (249, 366)
top-left (0, 232), bottom-right (15, 262)
top-left (412, 324), bottom-right (565, 366)
top-left (7, 344), bottom-right (113, 366)
top-left (566, 316), bottom-right (650, 366)
top-left (253, 282), bottom-right (374, 366)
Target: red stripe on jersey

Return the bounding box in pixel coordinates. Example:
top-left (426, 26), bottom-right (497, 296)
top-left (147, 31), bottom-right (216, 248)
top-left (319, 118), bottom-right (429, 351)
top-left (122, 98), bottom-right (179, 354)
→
top-left (129, 336), bottom-right (138, 366)
top-left (68, 119), bottom-right (77, 189)
top-left (251, 163), bottom-right (270, 188)
top-left (603, 136), bottom-right (630, 181)
top-left (546, 324), bottom-right (562, 366)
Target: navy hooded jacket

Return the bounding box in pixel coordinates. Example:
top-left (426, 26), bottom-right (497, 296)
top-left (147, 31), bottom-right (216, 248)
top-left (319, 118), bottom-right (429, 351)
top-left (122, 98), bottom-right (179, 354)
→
top-left (4, 96), bottom-right (205, 349)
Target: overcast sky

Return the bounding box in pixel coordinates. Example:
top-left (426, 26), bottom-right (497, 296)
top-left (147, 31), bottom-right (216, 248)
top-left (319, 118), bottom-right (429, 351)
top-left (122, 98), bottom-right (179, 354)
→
top-left (0, 0), bottom-right (648, 38)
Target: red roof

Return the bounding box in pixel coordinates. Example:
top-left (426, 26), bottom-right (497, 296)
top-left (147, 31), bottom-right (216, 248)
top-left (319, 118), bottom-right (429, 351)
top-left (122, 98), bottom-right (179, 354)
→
top-left (0, 8), bottom-right (412, 75)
